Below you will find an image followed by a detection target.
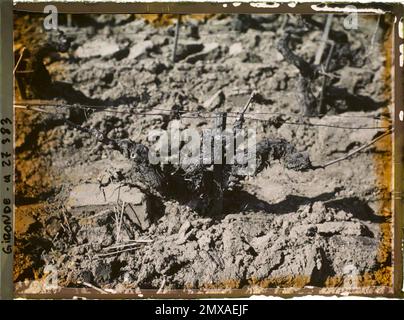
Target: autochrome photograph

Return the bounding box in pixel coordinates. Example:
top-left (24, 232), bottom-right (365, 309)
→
top-left (12, 8), bottom-right (394, 296)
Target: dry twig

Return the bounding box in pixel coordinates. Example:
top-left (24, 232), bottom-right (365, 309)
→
top-left (314, 14), bottom-right (333, 65)
top-left (312, 129), bottom-right (393, 169)
top-left (13, 47), bottom-right (26, 75)
top-left (157, 277), bottom-right (166, 294)
top-left (318, 42), bottom-right (335, 114)
top-left (115, 201), bottom-right (125, 243)
top-left (233, 91), bottom-right (257, 129)
top-left (172, 14), bottom-right (182, 63)
top-left (96, 247), bottom-right (138, 257)
top-left (77, 281), bottom-right (109, 294)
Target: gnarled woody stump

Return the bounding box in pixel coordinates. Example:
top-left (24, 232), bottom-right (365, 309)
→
top-left (277, 29), bottom-right (384, 116)
top-left (67, 116), bottom-right (311, 216)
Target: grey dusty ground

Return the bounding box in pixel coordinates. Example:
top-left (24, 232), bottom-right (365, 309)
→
top-left (13, 13), bottom-right (392, 294)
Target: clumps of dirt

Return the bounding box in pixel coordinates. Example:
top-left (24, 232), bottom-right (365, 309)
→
top-left (136, 13), bottom-right (216, 28)
top-left (13, 13), bottom-right (393, 295)
top-left (16, 199), bottom-right (385, 291)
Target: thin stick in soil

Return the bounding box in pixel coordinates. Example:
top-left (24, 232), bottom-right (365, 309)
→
top-left (127, 239), bottom-right (153, 243)
top-left (61, 207), bottom-right (73, 240)
top-left (172, 14), bottom-right (182, 63)
top-left (366, 15), bottom-right (381, 63)
top-left (96, 246), bottom-right (139, 257)
top-left (157, 277), bottom-right (166, 294)
top-left (318, 42), bottom-right (335, 115)
top-left (13, 47), bottom-right (26, 75)
top-left (116, 201), bottom-right (125, 243)
top-left (312, 129), bottom-right (393, 169)
top-left (314, 14), bottom-right (333, 65)
top-left (104, 242), bottom-right (142, 251)
top-left (233, 91), bottom-right (257, 129)
top-left (113, 204), bottom-right (124, 244)
top-left (77, 281), bottom-right (109, 294)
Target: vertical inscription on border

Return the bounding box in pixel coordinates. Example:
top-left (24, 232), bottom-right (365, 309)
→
top-left (0, 0), bottom-right (14, 300)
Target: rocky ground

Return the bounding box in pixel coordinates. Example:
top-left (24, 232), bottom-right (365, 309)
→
top-left (13, 13), bottom-right (393, 296)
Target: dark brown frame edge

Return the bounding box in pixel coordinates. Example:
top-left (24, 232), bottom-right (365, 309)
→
top-left (392, 2), bottom-right (404, 301)
top-left (11, 1), bottom-right (404, 299)
top-left (0, 0), bottom-right (14, 301)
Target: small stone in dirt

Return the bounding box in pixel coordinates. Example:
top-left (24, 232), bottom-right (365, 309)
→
top-left (114, 14), bottom-right (133, 25)
top-left (334, 210), bottom-right (353, 221)
top-left (247, 34), bottom-right (261, 49)
top-left (306, 247), bottom-right (325, 286)
top-left (175, 42), bottom-right (204, 61)
top-left (316, 222), bottom-right (344, 236)
top-left (307, 202), bottom-right (327, 224)
top-left (128, 40), bottom-right (154, 60)
top-left (124, 198), bottom-right (152, 231)
top-left (343, 222), bottom-right (373, 237)
top-left (290, 224), bottom-right (317, 238)
top-left (175, 220), bottom-right (194, 245)
top-left (335, 67), bottom-right (369, 94)
top-left (185, 43), bottom-right (221, 64)
top-left (178, 220), bottom-right (192, 235)
top-left (266, 70), bottom-right (288, 91)
top-left (316, 221), bottom-right (372, 237)
top-left (229, 42), bottom-right (243, 56)
top-left (142, 60), bottom-right (167, 74)
top-left (77, 225), bottom-right (114, 247)
top-left (75, 40), bottom-right (120, 59)
top-left (203, 89), bottom-right (225, 111)
top-left (197, 233), bottom-right (213, 250)
top-left (239, 52), bottom-right (262, 63)
top-left (67, 183), bottom-right (151, 230)
top-left (68, 183), bottom-right (144, 207)
top-left (94, 261), bottom-right (112, 283)
top-left (151, 35), bottom-right (169, 48)
top-left (45, 216), bottom-right (62, 238)
top-left (79, 270), bottom-right (94, 283)
top-left (191, 218), bottom-right (213, 230)
top-left (123, 272), bottom-right (134, 283)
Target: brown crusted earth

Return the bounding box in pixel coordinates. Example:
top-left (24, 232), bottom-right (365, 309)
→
top-left (13, 13), bottom-right (393, 295)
